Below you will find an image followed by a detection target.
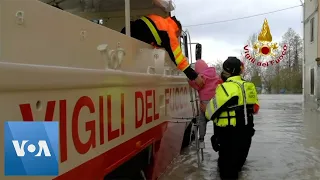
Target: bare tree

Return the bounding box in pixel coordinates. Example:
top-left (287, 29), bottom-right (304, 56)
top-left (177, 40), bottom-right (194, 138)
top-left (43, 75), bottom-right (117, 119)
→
top-left (240, 33), bottom-right (262, 85)
top-left (210, 59), bottom-right (224, 75)
top-left (241, 28), bottom-right (303, 94)
top-left (270, 28), bottom-right (303, 93)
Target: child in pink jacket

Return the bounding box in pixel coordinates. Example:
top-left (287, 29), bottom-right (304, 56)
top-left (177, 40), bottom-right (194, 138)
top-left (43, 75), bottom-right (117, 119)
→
top-left (188, 59), bottom-right (223, 149)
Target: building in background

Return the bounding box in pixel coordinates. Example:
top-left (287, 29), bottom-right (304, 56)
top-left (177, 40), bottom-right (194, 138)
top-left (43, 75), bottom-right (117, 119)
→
top-left (303, 0), bottom-right (320, 110)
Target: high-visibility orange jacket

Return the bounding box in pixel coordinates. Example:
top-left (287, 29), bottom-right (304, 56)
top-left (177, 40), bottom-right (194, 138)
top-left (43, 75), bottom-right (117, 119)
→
top-left (140, 15), bottom-right (198, 80)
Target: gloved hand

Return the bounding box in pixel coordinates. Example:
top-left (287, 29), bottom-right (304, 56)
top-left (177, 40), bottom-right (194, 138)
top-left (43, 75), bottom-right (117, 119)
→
top-left (210, 135), bottom-right (220, 152)
top-left (248, 127), bottom-right (255, 137)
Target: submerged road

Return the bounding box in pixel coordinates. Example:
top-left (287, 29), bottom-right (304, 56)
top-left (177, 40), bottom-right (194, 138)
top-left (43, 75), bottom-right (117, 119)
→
top-left (160, 95), bottom-right (320, 180)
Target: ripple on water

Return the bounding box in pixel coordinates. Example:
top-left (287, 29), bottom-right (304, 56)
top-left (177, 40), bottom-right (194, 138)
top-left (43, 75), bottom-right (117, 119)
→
top-left (160, 95), bottom-right (320, 180)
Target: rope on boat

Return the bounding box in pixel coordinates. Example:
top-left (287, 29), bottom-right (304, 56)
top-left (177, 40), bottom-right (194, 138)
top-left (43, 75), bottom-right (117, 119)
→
top-left (166, 120), bottom-right (192, 123)
top-left (171, 117), bottom-right (194, 119)
top-left (166, 117), bottom-right (194, 123)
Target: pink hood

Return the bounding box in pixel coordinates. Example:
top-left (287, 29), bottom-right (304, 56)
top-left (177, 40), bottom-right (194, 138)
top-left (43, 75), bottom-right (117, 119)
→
top-left (188, 61), bottom-right (222, 101)
top-left (195, 59), bottom-right (209, 73)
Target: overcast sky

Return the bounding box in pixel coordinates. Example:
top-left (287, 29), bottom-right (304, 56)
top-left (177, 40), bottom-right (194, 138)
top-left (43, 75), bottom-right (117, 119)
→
top-left (172, 0), bottom-right (303, 64)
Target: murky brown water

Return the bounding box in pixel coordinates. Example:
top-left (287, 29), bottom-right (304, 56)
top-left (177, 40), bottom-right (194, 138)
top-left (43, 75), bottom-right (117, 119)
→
top-left (160, 95), bottom-right (320, 180)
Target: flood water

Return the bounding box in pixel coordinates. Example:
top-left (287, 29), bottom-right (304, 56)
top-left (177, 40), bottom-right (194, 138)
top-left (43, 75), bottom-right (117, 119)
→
top-left (160, 95), bottom-right (320, 180)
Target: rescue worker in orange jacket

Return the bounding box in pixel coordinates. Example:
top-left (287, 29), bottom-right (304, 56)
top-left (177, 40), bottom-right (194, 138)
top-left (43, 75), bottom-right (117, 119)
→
top-left (121, 15), bottom-right (204, 87)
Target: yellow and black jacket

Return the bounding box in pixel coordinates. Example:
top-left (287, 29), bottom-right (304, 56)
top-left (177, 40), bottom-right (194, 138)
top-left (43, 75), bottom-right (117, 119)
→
top-left (205, 76), bottom-right (259, 127)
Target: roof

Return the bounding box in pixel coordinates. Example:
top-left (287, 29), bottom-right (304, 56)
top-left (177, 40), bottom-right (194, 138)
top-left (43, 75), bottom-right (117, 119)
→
top-left (42, 0), bottom-right (161, 13)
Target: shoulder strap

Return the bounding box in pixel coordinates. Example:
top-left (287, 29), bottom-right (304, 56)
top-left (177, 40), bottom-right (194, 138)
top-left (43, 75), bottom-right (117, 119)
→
top-left (227, 79), bottom-right (249, 125)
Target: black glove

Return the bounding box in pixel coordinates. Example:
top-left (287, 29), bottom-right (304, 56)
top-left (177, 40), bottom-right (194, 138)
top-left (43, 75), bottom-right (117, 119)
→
top-left (191, 118), bottom-right (197, 124)
top-left (210, 135), bottom-right (220, 152)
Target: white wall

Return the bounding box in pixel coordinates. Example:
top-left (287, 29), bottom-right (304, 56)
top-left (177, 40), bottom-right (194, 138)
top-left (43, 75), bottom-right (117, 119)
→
top-left (304, 0), bottom-right (319, 108)
top-left (0, 1), bottom-right (2, 58)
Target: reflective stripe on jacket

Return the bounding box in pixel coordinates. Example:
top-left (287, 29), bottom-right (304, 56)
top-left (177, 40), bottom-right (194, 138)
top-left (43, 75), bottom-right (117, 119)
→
top-left (205, 76), bottom-right (259, 127)
top-left (140, 15), bottom-right (191, 72)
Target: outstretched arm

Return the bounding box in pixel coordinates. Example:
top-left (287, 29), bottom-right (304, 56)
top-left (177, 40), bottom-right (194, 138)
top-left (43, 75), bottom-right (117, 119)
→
top-left (159, 31), bottom-right (198, 80)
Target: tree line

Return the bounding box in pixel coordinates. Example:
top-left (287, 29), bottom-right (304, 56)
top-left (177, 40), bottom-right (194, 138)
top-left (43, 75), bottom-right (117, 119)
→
top-left (211, 28), bottom-right (303, 94)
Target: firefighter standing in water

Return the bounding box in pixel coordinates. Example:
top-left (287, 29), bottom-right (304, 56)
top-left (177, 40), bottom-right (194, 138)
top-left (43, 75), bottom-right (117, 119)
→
top-left (121, 15), bottom-right (204, 86)
top-left (204, 57), bottom-right (260, 180)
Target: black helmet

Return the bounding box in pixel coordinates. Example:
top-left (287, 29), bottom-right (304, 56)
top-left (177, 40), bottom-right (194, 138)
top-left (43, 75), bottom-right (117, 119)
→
top-left (223, 56), bottom-right (242, 75)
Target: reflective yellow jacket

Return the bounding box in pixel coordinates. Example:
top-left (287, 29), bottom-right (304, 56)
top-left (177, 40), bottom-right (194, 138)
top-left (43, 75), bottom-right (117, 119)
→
top-left (205, 76), bottom-right (259, 127)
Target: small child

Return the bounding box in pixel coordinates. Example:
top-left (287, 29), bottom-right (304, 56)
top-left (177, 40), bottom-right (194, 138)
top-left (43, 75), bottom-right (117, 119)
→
top-left (188, 59), bottom-right (223, 149)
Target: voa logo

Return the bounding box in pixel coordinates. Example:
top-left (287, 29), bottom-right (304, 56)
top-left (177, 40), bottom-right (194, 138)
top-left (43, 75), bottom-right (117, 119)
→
top-left (12, 140), bottom-right (51, 157)
top-left (4, 121), bottom-right (59, 176)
